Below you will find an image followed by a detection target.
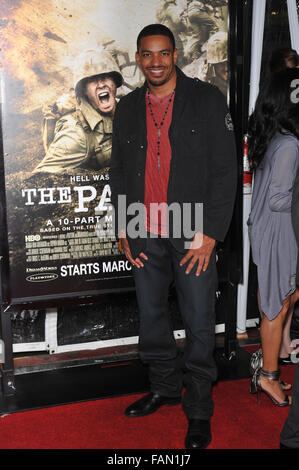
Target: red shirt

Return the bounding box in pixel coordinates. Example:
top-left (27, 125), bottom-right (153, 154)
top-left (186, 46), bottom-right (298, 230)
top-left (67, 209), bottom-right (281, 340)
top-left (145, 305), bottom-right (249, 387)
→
top-left (144, 90), bottom-right (175, 235)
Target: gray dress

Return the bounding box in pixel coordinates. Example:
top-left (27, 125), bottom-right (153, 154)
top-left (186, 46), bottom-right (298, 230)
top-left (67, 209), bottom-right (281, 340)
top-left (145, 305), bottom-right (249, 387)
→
top-left (291, 167), bottom-right (299, 282)
top-left (248, 132), bottom-right (299, 320)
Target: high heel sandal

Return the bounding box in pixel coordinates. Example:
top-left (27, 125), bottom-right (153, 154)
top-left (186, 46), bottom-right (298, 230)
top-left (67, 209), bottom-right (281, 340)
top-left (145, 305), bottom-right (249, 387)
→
top-left (250, 368), bottom-right (291, 407)
top-left (250, 349), bottom-right (292, 391)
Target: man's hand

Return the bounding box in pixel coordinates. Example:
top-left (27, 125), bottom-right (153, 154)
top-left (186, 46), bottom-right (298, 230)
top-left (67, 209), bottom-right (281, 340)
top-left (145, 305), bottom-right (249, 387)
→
top-left (180, 233), bottom-right (215, 276)
top-left (119, 231), bottom-right (148, 268)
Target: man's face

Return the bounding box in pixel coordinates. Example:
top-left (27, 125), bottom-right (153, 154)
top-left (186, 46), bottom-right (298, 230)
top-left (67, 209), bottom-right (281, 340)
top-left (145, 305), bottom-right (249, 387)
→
top-left (84, 75), bottom-right (117, 115)
top-left (214, 61), bottom-right (228, 81)
top-left (159, 0), bottom-right (187, 29)
top-left (135, 35), bottom-right (178, 87)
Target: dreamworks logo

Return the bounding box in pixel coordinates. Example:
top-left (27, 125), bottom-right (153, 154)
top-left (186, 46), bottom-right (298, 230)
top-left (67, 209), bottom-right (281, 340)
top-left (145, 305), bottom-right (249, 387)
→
top-left (291, 79), bottom-right (299, 103)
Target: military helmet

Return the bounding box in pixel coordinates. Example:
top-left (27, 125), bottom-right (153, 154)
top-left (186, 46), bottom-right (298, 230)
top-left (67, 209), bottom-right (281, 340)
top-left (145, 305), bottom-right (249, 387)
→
top-left (207, 32), bottom-right (228, 64)
top-left (74, 49), bottom-right (123, 93)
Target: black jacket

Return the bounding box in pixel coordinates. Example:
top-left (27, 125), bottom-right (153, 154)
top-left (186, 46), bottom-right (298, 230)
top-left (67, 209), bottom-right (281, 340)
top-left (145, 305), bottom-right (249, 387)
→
top-left (109, 67), bottom-right (237, 258)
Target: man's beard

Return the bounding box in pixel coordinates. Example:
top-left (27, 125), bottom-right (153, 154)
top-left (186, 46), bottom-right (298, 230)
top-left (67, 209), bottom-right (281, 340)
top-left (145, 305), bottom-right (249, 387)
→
top-left (147, 77), bottom-right (169, 87)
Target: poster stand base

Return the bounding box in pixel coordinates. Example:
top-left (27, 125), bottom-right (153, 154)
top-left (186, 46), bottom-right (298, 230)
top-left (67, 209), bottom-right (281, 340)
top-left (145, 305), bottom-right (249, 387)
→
top-left (0, 346), bottom-right (251, 415)
top-left (0, 358), bottom-right (150, 415)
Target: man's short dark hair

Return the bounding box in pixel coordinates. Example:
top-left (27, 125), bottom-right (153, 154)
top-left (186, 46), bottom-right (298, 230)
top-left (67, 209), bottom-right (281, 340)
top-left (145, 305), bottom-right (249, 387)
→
top-left (137, 24), bottom-right (176, 52)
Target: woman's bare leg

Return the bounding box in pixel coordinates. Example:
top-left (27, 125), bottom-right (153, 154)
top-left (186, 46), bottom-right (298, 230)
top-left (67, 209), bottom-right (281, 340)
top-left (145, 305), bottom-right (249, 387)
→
top-left (279, 287), bottom-right (299, 357)
top-left (259, 296), bottom-right (291, 403)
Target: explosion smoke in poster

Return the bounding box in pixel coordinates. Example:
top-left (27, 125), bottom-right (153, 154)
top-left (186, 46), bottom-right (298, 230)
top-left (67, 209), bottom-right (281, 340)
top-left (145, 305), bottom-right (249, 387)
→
top-left (0, 0), bottom-right (228, 303)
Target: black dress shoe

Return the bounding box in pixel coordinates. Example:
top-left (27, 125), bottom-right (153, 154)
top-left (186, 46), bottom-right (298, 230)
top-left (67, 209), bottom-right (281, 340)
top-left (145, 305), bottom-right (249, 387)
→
top-left (185, 419), bottom-right (212, 449)
top-left (125, 392), bottom-right (181, 417)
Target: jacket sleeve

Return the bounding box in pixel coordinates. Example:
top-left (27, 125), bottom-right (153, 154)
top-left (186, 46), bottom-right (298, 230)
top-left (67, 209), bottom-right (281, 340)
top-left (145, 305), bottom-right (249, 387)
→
top-left (204, 87), bottom-right (238, 242)
top-left (109, 102), bottom-right (126, 236)
top-left (33, 115), bottom-right (88, 174)
top-left (269, 142), bottom-right (298, 212)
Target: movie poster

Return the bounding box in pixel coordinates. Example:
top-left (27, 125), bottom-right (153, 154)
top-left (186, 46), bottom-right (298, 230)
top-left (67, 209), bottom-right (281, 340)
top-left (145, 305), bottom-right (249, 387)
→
top-left (0, 0), bottom-right (228, 304)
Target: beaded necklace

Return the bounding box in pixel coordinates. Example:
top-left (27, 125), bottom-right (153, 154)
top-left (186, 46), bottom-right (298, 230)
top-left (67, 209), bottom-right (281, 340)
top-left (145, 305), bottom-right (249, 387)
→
top-left (146, 88), bottom-right (175, 172)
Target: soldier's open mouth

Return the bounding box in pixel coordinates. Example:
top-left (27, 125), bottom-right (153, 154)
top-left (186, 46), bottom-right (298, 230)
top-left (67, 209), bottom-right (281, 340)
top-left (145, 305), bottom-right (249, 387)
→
top-left (98, 91), bottom-right (110, 103)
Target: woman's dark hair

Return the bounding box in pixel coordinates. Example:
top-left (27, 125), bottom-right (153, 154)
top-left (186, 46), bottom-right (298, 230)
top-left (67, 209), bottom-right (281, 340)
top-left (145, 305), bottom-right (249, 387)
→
top-left (137, 24), bottom-right (176, 52)
top-left (248, 68), bottom-right (299, 169)
top-left (269, 48), bottom-right (299, 74)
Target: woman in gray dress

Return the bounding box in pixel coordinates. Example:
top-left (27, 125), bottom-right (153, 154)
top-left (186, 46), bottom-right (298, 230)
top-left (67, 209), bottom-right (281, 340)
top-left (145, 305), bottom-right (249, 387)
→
top-left (248, 68), bottom-right (299, 406)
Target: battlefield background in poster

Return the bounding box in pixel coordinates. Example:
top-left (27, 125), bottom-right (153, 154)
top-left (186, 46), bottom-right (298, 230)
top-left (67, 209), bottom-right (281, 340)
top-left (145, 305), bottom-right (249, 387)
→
top-left (0, 0), bottom-right (229, 304)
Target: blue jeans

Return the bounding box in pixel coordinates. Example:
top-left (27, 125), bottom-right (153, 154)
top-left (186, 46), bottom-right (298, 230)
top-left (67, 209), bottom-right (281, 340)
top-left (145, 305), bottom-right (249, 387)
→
top-left (133, 236), bottom-right (218, 420)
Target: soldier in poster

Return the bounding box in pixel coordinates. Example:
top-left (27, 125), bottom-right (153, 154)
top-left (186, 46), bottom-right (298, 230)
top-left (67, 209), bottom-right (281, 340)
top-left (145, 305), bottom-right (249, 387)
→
top-left (206, 31), bottom-right (228, 96)
top-left (34, 49), bottom-right (123, 174)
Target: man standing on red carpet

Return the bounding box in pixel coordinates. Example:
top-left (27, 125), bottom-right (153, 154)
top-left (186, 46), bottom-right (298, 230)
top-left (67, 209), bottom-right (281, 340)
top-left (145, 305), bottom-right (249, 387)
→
top-left (109, 24), bottom-right (237, 449)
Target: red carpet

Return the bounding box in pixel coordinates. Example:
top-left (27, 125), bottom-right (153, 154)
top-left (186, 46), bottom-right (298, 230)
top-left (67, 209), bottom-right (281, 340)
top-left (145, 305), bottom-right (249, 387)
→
top-left (0, 365), bottom-right (295, 449)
